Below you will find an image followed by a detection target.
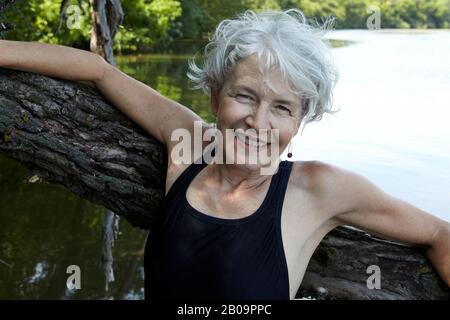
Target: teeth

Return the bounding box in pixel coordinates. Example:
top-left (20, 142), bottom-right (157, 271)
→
top-left (235, 133), bottom-right (268, 147)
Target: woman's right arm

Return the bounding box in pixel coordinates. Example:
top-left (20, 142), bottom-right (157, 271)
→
top-left (0, 40), bottom-right (203, 146)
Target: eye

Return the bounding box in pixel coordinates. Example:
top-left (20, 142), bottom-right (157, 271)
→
top-left (236, 94), bottom-right (253, 102)
top-left (275, 105), bottom-right (291, 115)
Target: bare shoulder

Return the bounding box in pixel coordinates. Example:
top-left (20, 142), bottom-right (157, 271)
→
top-left (165, 123), bottom-right (215, 195)
top-left (289, 160), bottom-right (380, 217)
top-left (289, 160), bottom-right (347, 192)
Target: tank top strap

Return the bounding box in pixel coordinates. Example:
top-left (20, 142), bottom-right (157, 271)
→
top-left (165, 157), bottom-right (294, 216)
top-left (165, 158), bottom-right (207, 201)
top-left (268, 160), bottom-right (293, 216)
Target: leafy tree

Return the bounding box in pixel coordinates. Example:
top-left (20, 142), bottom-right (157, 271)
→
top-left (3, 0), bottom-right (450, 52)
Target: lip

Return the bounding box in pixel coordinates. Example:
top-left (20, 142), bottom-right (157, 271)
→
top-left (234, 132), bottom-right (271, 149)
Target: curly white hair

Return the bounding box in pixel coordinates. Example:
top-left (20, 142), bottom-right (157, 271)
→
top-left (187, 8), bottom-right (340, 132)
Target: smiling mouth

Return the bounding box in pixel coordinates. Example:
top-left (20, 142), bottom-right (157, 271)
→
top-left (234, 132), bottom-right (271, 148)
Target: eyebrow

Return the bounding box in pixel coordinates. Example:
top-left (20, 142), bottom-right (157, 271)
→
top-left (231, 84), bottom-right (296, 107)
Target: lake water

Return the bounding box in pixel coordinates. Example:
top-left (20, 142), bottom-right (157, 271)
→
top-left (0, 29), bottom-right (449, 299)
top-left (296, 30), bottom-right (450, 222)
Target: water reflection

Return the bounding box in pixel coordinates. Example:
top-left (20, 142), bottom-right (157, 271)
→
top-left (116, 53), bottom-right (213, 122)
top-left (0, 155), bottom-right (146, 299)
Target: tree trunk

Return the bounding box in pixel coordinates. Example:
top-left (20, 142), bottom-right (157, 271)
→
top-left (89, 0), bottom-right (124, 65)
top-left (297, 227), bottom-right (449, 299)
top-left (0, 69), bottom-right (167, 228)
top-left (88, 0), bottom-right (124, 292)
top-left (0, 69), bottom-right (448, 300)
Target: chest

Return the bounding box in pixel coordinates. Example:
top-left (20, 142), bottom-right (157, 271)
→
top-left (187, 182), bottom-right (335, 298)
top-left (166, 163), bottom-right (336, 299)
top-left (185, 176), bottom-right (272, 219)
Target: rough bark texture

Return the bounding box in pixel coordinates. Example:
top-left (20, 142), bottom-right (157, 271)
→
top-left (87, 0), bottom-right (124, 291)
top-left (297, 227), bottom-right (449, 300)
top-left (101, 208), bottom-right (120, 291)
top-left (0, 69), bottom-right (167, 228)
top-left (0, 69), bottom-right (448, 300)
top-left (89, 0), bottom-right (124, 65)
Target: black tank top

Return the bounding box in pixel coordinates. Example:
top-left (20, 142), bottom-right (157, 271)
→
top-left (144, 156), bottom-right (293, 300)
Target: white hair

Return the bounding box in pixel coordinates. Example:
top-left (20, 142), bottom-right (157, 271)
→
top-left (187, 9), bottom-right (340, 133)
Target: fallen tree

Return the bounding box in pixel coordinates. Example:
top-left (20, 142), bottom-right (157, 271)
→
top-left (0, 69), bottom-right (448, 300)
top-left (0, 69), bottom-right (166, 228)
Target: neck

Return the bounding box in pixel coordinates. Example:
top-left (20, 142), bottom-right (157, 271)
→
top-left (213, 162), bottom-right (278, 192)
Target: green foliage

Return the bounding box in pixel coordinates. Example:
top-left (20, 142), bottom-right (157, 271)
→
top-left (4, 0), bottom-right (91, 47)
top-left (114, 0), bottom-right (182, 52)
top-left (176, 0), bottom-right (208, 39)
top-left (3, 0), bottom-right (450, 52)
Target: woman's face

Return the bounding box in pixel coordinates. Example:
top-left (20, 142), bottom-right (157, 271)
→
top-left (211, 54), bottom-right (302, 170)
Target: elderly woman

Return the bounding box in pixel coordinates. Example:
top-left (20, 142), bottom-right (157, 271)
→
top-left (1, 9), bottom-right (449, 300)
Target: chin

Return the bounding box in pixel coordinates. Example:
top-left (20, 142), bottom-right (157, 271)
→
top-left (220, 136), bottom-right (280, 173)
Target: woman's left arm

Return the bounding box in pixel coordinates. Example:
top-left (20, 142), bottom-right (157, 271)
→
top-left (313, 161), bottom-right (450, 286)
top-left (424, 223), bottom-right (450, 286)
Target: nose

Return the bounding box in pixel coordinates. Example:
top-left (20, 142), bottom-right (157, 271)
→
top-left (245, 105), bottom-right (271, 131)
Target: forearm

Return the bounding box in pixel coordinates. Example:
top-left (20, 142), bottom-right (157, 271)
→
top-left (426, 221), bottom-right (450, 287)
top-left (0, 40), bottom-right (106, 82)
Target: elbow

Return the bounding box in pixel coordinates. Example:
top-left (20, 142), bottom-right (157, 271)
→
top-left (442, 266), bottom-right (450, 288)
top-left (92, 53), bottom-right (110, 84)
top-left (427, 222), bottom-right (450, 287)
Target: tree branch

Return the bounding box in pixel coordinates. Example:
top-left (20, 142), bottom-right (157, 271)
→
top-left (0, 69), bottom-right (167, 228)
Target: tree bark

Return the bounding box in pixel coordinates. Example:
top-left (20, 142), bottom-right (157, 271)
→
top-left (0, 69), bottom-right (448, 300)
top-left (297, 227), bottom-right (449, 299)
top-left (0, 69), bottom-right (167, 228)
top-left (87, 0), bottom-right (124, 292)
top-left (89, 0), bottom-right (124, 65)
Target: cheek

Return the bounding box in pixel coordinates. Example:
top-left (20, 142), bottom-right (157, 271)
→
top-left (271, 118), bottom-right (298, 142)
top-left (277, 132), bottom-right (292, 149)
top-left (217, 100), bottom-right (250, 125)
